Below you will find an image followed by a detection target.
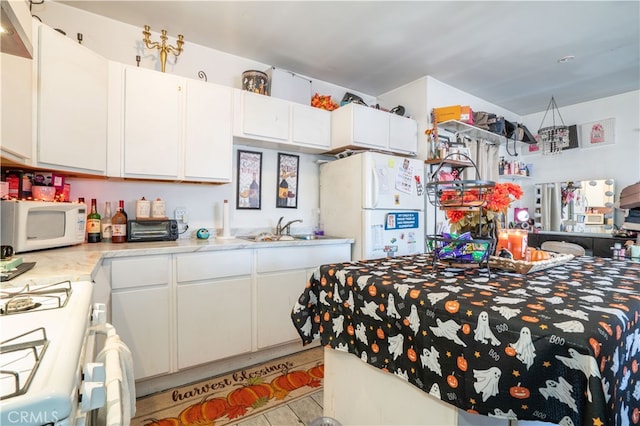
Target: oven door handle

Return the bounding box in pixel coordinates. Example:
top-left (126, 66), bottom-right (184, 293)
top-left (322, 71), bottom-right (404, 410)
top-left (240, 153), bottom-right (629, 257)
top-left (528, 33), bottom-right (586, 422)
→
top-left (95, 325), bottom-right (136, 424)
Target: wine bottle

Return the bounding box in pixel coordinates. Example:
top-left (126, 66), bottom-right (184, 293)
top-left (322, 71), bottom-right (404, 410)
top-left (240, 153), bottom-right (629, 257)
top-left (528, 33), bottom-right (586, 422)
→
top-left (111, 202), bottom-right (127, 244)
top-left (101, 201), bottom-right (112, 241)
top-left (87, 198), bottom-right (101, 243)
top-left (249, 173), bottom-right (260, 208)
top-left (277, 174), bottom-right (289, 207)
top-left (119, 200), bottom-right (128, 220)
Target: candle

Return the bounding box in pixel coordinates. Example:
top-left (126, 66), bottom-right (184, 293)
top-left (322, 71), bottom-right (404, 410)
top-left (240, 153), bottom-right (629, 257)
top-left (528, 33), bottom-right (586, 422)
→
top-left (508, 230), bottom-right (523, 260)
top-left (495, 230), bottom-right (510, 255)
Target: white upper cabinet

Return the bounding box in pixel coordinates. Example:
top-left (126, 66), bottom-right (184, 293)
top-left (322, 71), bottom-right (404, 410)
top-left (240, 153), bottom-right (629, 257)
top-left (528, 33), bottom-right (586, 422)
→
top-left (1, 52), bottom-right (32, 162)
top-left (37, 24), bottom-right (108, 174)
top-left (291, 103), bottom-right (331, 149)
top-left (388, 113), bottom-right (418, 155)
top-left (331, 103), bottom-right (418, 156)
top-left (238, 90), bottom-right (290, 142)
top-left (233, 90), bottom-right (331, 153)
top-left (122, 66), bottom-right (181, 179)
top-left (111, 65), bottom-right (233, 182)
top-left (184, 79), bottom-right (233, 182)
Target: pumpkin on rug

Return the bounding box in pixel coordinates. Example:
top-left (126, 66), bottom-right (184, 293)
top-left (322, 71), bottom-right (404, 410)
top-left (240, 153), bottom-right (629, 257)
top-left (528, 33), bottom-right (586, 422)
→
top-left (132, 347), bottom-right (324, 426)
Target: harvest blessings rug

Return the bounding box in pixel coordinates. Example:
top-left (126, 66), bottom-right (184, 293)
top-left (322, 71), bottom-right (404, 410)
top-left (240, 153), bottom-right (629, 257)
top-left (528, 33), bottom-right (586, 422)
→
top-left (132, 346), bottom-right (324, 426)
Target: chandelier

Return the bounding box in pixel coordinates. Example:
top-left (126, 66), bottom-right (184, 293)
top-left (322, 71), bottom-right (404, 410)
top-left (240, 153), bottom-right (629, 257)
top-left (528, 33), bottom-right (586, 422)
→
top-left (537, 96), bottom-right (569, 155)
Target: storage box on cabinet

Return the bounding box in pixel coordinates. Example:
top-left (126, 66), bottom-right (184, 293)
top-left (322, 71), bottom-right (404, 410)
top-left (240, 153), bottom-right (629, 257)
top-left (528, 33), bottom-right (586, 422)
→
top-left (175, 251), bottom-right (252, 368)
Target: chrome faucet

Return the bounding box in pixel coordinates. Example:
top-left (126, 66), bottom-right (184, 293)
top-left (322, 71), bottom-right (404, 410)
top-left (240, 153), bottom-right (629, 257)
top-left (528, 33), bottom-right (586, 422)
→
top-left (275, 216), bottom-right (303, 236)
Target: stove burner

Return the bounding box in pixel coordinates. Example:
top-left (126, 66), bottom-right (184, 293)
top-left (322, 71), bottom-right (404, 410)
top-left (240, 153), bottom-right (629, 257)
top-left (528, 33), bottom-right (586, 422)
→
top-left (0, 281), bottom-right (71, 315)
top-left (0, 327), bottom-right (48, 400)
top-left (0, 297), bottom-right (41, 314)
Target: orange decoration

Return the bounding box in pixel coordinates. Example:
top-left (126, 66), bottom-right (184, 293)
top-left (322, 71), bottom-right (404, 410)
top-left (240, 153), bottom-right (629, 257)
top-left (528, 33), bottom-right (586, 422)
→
top-left (521, 315), bottom-right (539, 323)
top-left (504, 346), bottom-right (517, 357)
top-left (371, 342), bottom-right (380, 353)
top-left (346, 324), bottom-right (355, 335)
top-left (447, 373), bottom-right (459, 389)
top-left (376, 328), bottom-right (385, 340)
top-left (368, 285), bottom-right (377, 297)
top-left (409, 289), bottom-right (421, 299)
top-left (323, 312), bottom-right (330, 322)
top-left (445, 300), bottom-right (460, 314)
top-left (457, 355), bottom-right (468, 371)
top-left (509, 383), bottom-right (531, 399)
top-left (407, 348), bottom-right (418, 362)
top-left (461, 323), bottom-right (471, 335)
top-left (633, 407), bottom-right (640, 424)
top-left (308, 364), bottom-right (325, 379)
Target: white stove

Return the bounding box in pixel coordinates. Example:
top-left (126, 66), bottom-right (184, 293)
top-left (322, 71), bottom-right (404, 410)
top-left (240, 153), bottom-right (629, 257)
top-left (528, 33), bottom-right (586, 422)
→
top-left (0, 281), bottom-right (111, 425)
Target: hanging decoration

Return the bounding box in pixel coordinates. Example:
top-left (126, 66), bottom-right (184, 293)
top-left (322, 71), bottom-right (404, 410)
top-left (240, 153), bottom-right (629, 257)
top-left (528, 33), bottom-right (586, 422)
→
top-left (537, 96), bottom-right (569, 155)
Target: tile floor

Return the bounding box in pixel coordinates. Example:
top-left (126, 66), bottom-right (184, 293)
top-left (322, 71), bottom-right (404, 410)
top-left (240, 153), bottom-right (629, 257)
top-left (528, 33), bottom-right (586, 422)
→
top-left (233, 390), bottom-right (324, 426)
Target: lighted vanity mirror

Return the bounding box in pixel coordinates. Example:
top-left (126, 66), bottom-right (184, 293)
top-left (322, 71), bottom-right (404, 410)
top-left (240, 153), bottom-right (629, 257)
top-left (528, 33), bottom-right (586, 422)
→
top-left (537, 179), bottom-right (614, 233)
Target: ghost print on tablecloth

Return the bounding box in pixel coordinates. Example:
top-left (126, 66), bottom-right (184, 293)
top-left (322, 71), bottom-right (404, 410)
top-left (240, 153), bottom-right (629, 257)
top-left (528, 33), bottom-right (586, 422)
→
top-left (473, 367), bottom-right (501, 401)
top-left (474, 311), bottom-right (501, 346)
top-left (510, 326), bottom-right (536, 370)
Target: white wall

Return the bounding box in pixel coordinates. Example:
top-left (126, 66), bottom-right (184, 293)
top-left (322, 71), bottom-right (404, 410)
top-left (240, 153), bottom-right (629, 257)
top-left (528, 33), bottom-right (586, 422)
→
top-left (515, 90), bottom-right (640, 225)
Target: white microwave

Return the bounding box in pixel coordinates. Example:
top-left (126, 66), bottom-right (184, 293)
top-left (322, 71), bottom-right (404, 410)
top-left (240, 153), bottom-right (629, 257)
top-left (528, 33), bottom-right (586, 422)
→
top-left (583, 213), bottom-right (605, 225)
top-left (1, 200), bottom-right (87, 253)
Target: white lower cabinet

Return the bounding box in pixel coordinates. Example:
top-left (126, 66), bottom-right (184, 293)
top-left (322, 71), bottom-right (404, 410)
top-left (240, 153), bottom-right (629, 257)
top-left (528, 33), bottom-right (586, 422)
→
top-left (107, 243), bottom-right (350, 380)
top-left (175, 251), bottom-right (252, 369)
top-left (109, 255), bottom-right (172, 380)
top-left (255, 244), bottom-right (351, 349)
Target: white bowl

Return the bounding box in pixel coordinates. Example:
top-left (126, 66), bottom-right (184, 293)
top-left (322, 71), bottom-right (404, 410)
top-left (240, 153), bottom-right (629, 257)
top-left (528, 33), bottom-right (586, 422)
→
top-left (32, 186), bottom-right (56, 201)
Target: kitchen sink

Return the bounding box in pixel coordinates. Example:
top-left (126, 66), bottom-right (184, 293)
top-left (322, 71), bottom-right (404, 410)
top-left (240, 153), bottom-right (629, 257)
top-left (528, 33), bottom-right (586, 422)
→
top-left (237, 233), bottom-right (329, 242)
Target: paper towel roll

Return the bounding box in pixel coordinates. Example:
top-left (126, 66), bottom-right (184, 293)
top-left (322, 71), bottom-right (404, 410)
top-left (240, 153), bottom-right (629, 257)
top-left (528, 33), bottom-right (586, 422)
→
top-left (219, 199), bottom-right (234, 239)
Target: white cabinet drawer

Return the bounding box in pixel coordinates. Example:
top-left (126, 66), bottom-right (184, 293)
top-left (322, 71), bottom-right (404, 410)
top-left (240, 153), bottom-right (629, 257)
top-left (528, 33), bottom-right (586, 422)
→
top-left (111, 255), bottom-right (171, 289)
top-left (256, 244), bottom-right (350, 273)
top-left (176, 250), bottom-right (252, 283)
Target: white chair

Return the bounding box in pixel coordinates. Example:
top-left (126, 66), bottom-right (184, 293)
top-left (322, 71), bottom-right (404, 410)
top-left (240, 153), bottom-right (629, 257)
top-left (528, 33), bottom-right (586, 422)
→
top-left (541, 241), bottom-right (586, 256)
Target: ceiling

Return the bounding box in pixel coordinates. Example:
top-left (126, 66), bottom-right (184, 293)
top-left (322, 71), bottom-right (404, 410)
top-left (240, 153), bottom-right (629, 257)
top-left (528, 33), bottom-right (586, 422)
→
top-left (60, 1), bottom-right (640, 115)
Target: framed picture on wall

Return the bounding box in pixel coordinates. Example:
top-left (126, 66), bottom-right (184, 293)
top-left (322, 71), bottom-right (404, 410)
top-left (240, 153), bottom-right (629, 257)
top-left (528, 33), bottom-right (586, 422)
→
top-left (581, 118), bottom-right (615, 147)
top-left (236, 150), bottom-right (262, 209)
top-left (276, 153), bottom-right (299, 209)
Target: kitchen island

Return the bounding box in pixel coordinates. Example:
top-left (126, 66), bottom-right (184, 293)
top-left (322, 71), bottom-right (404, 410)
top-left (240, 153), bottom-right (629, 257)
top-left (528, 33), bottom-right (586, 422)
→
top-left (292, 254), bottom-right (640, 425)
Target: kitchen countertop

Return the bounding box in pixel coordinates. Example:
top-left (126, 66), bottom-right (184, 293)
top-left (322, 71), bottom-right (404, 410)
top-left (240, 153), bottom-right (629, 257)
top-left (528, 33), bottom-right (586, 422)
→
top-left (1, 236), bottom-right (354, 290)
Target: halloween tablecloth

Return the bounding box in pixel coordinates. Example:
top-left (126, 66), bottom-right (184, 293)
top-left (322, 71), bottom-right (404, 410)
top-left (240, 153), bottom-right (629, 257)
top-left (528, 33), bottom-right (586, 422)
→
top-left (291, 254), bottom-right (640, 426)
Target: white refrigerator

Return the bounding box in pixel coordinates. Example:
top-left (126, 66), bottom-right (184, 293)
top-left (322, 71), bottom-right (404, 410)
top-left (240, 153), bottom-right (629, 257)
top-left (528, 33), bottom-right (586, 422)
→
top-left (320, 151), bottom-right (425, 261)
